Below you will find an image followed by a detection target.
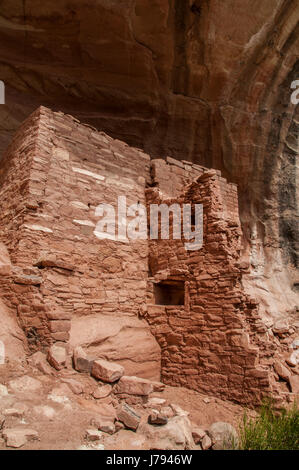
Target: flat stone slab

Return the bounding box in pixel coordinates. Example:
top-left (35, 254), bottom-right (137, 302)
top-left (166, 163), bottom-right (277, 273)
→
top-left (3, 428), bottom-right (39, 448)
top-left (91, 359), bottom-right (124, 383)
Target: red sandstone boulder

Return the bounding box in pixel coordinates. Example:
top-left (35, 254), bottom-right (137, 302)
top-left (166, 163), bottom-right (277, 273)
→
top-left (91, 359), bottom-right (124, 383)
top-left (148, 410), bottom-right (168, 425)
top-left (85, 429), bottom-right (102, 442)
top-left (117, 403), bottom-right (141, 431)
top-left (146, 397), bottom-right (167, 408)
top-left (91, 408), bottom-right (116, 434)
top-left (160, 406), bottom-right (175, 419)
top-left (2, 428), bottom-right (39, 448)
top-left (73, 346), bottom-right (94, 373)
top-left (114, 376), bottom-right (153, 396)
top-left (47, 345), bottom-right (67, 371)
top-left (70, 314), bottom-right (161, 381)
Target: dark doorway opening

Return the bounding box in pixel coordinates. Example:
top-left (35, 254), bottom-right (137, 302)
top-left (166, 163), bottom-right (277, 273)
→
top-left (154, 280), bottom-right (185, 306)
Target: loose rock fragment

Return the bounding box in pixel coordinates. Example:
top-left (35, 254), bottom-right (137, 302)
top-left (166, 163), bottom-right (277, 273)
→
top-left (85, 429), bottom-right (102, 442)
top-left (117, 403), bottom-right (141, 430)
top-left (3, 428), bottom-right (39, 448)
top-left (73, 346), bottom-right (93, 373)
top-left (114, 376), bottom-right (153, 396)
top-left (91, 359), bottom-right (124, 383)
top-left (47, 344), bottom-right (67, 371)
top-left (147, 397), bottom-right (167, 408)
top-left (148, 409), bottom-right (168, 425)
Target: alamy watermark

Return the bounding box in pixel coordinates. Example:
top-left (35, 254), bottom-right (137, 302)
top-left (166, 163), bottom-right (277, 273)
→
top-left (93, 196), bottom-right (203, 251)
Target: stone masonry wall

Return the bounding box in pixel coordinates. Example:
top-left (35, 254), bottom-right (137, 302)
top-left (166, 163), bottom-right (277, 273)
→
top-left (0, 108), bottom-right (52, 349)
top-left (0, 106), bottom-right (288, 402)
top-left (0, 106), bottom-right (160, 379)
top-left (145, 162), bottom-right (276, 405)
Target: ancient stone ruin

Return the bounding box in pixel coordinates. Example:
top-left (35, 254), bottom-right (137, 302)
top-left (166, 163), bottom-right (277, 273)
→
top-left (0, 106), bottom-right (297, 409)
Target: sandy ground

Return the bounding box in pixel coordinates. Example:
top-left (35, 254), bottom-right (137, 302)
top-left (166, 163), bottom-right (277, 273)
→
top-left (0, 359), bottom-right (256, 450)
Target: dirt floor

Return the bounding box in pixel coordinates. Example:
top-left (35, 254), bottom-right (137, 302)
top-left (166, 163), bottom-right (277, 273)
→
top-left (0, 358), bottom-right (257, 451)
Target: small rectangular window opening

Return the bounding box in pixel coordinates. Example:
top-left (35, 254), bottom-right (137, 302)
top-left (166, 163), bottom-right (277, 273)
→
top-left (154, 280), bottom-right (185, 306)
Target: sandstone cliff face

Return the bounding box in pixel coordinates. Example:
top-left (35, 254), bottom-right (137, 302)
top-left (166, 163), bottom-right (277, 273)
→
top-left (0, 0), bottom-right (298, 318)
